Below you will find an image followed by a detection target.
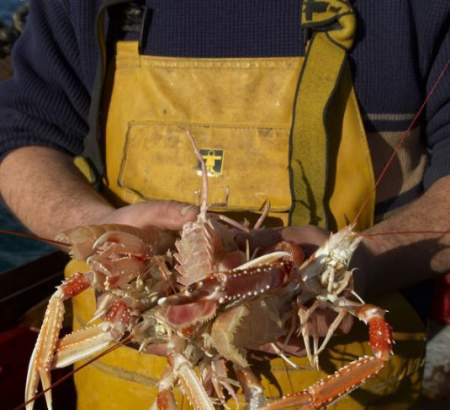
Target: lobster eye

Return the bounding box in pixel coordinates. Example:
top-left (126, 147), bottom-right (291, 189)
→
top-left (186, 280), bottom-right (204, 294)
top-left (186, 284), bottom-right (197, 294)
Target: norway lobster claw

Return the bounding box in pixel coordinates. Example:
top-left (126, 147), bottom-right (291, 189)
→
top-left (160, 252), bottom-right (294, 307)
top-left (158, 256), bottom-right (294, 337)
top-left (25, 274), bottom-right (91, 410)
top-left (260, 303), bottom-right (394, 409)
top-left (25, 224), bottom-right (165, 410)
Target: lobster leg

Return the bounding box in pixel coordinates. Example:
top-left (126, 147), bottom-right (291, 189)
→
top-left (53, 324), bottom-right (117, 368)
top-left (316, 309), bottom-right (347, 356)
top-left (344, 303), bottom-right (394, 361)
top-left (25, 273), bottom-right (90, 410)
top-left (262, 302), bottom-right (394, 409)
top-left (151, 355), bottom-right (216, 410)
top-left (260, 355), bottom-right (385, 410)
top-left (26, 225), bottom-right (158, 409)
top-left (210, 359), bottom-right (240, 408)
top-left (298, 300), bottom-right (320, 368)
top-left (152, 390), bottom-right (178, 410)
top-left (149, 332), bottom-right (216, 410)
top-left (150, 368), bottom-right (178, 410)
top-left (25, 292), bottom-right (64, 410)
top-left (27, 298), bottom-right (134, 410)
top-left (235, 366), bottom-right (267, 410)
top-left (170, 352), bottom-right (216, 410)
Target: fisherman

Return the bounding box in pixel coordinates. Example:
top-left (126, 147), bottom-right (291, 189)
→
top-left (0, 1), bottom-right (449, 409)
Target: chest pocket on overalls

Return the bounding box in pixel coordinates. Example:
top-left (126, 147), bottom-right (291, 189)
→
top-left (105, 50), bottom-right (302, 225)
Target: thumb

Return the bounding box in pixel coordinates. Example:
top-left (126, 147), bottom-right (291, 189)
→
top-left (137, 200), bottom-right (199, 230)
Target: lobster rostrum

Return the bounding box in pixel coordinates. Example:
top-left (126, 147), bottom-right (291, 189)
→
top-left (24, 130), bottom-right (394, 410)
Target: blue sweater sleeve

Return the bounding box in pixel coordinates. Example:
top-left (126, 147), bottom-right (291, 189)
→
top-left (413, 2), bottom-right (450, 189)
top-left (0, 0), bottom-right (90, 159)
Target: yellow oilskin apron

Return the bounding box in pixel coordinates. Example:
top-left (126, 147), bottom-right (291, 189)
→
top-left (67, 1), bottom-right (425, 408)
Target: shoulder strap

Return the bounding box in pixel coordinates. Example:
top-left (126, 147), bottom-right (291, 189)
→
top-left (289, 0), bottom-right (359, 228)
top-left (80, 0), bottom-right (146, 189)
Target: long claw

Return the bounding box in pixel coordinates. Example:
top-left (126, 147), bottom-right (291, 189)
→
top-left (301, 327), bottom-right (313, 369)
top-left (25, 291), bottom-right (65, 410)
top-left (88, 294), bottom-right (115, 323)
top-left (154, 389), bottom-right (178, 410)
top-left (170, 353), bottom-right (215, 410)
top-left (298, 301), bottom-right (319, 368)
top-left (25, 343), bottom-right (39, 410)
top-left (261, 356), bottom-right (385, 410)
top-left (54, 324), bottom-right (116, 368)
top-left (150, 368), bottom-right (178, 410)
top-left (261, 392), bottom-right (314, 410)
top-left (39, 370), bottom-right (53, 410)
top-left (235, 366), bottom-right (267, 409)
top-left (25, 273), bottom-right (91, 410)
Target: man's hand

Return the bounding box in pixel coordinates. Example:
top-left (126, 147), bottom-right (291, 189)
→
top-left (98, 200), bottom-right (198, 231)
top-left (238, 225), bottom-right (329, 258)
top-left (351, 175), bottom-right (450, 297)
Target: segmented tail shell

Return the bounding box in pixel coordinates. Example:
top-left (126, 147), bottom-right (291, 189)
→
top-left (175, 219), bottom-right (222, 287)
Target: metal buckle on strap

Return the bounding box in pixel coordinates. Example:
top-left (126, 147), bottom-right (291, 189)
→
top-left (301, 0), bottom-right (355, 50)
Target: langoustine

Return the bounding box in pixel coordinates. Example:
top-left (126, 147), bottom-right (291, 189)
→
top-left (24, 131), bottom-right (394, 410)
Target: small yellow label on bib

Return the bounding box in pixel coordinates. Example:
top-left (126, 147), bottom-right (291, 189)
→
top-left (198, 148), bottom-right (224, 177)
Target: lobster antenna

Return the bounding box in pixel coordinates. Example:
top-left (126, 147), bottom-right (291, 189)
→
top-left (0, 229), bottom-right (71, 248)
top-left (353, 58), bottom-right (450, 225)
top-left (14, 334), bottom-right (133, 410)
top-left (186, 129), bottom-right (209, 219)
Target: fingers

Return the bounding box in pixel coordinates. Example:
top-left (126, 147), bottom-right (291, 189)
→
top-left (281, 226), bottom-right (329, 257)
top-left (235, 226), bottom-right (329, 257)
top-left (235, 228), bottom-right (283, 250)
top-left (139, 200), bottom-right (198, 230)
top-left (103, 200), bottom-right (199, 231)
top-left (281, 226), bottom-right (329, 246)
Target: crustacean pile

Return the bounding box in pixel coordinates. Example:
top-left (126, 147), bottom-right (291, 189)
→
top-left (24, 131), bottom-right (394, 410)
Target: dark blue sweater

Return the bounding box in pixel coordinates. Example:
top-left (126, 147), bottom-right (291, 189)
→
top-left (0, 0), bottom-right (450, 190)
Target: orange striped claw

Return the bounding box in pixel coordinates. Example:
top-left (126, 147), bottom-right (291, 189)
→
top-left (154, 390), bottom-right (177, 410)
top-left (354, 304), bottom-right (394, 361)
top-left (25, 273), bottom-right (91, 410)
top-left (60, 272), bottom-right (90, 298)
top-left (368, 317), bottom-right (393, 361)
top-left (25, 292), bottom-right (64, 410)
top-left (261, 356), bottom-right (385, 410)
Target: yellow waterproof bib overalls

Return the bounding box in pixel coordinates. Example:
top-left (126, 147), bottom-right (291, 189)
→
top-left (68, 1), bottom-right (426, 408)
